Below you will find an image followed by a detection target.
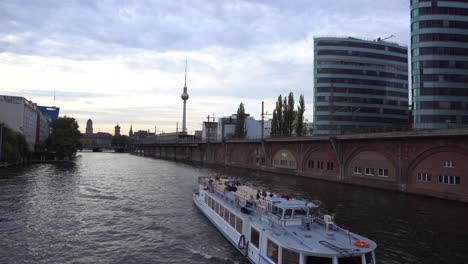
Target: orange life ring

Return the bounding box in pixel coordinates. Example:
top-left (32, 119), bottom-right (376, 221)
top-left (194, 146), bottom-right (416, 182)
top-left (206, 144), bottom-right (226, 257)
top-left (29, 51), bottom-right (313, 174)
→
top-left (353, 240), bottom-right (370, 248)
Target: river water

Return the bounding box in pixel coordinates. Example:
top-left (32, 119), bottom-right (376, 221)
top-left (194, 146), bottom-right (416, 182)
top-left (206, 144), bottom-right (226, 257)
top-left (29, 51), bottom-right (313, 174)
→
top-left (0, 153), bottom-right (467, 264)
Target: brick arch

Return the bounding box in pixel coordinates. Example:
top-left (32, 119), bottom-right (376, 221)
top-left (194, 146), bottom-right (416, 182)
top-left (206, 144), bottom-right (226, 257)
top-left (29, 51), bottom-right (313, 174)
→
top-left (301, 146), bottom-right (321, 169)
top-left (345, 147), bottom-right (398, 170)
top-left (407, 146), bottom-right (468, 191)
top-left (272, 149), bottom-right (298, 170)
top-left (345, 147), bottom-right (398, 180)
top-left (408, 145), bottom-right (468, 173)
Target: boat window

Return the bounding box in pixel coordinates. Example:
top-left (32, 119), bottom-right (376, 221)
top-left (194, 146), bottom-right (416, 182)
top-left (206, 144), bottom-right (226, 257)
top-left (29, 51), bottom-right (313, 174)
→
top-left (284, 209), bottom-right (293, 219)
top-left (235, 216), bottom-right (243, 233)
top-left (293, 208), bottom-right (307, 218)
top-left (267, 239), bottom-right (279, 263)
top-left (229, 212), bottom-right (236, 228)
top-left (272, 205), bottom-right (278, 215)
top-left (338, 256), bottom-right (362, 264)
top-left (281, 248), bottom-right (299, 264)
top-left (223, 208), bottom-right (230, 222)
top-left (275, 208), bottom-right (283, 218)
top-left (218, 205), bottom-right (224, 216)
top-left (305, 256), bottom-right (332, 264)
top-left (214, 201), bottom-right (219, 212)
top-left (250, 228), bottom-right (260, 249)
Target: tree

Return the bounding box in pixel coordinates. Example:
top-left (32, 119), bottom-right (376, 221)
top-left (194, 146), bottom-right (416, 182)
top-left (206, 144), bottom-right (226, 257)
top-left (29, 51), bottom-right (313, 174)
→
top-left (234, 102), bottom-right (247, 139)
top-left (271, 95), bottom-right (283, 137)
top-left (46, 116), bottom-right (82, 160)
top-left (296, 94), bottom-right (306, 137)
top-left (283, 92), bottom-right (295, 136)
top-left (112, 135), bottom-right (129, 148)
top-left (271, 110), bottom-right (278, 137)
top-left (0, 123), bottom-right (30, 163)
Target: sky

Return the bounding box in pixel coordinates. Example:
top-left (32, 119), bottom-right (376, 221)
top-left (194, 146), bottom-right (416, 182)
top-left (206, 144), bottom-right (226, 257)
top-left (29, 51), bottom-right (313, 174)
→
top-left (0, 0), bottom-right (410, 134)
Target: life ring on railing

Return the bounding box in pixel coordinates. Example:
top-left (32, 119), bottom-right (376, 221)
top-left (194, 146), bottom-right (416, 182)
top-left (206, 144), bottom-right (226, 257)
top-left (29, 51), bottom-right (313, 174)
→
top-left (353, 240), bottom-right (370, 248)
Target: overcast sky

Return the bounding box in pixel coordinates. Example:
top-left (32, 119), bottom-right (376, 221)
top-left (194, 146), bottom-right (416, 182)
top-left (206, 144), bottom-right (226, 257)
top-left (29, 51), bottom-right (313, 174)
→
top-left (0, 0), bottom-right (410, 134)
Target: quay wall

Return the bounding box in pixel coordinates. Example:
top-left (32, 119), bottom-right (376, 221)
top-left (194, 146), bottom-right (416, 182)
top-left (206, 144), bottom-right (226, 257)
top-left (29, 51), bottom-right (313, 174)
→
top-left (134, 130), bottom-right (468, 203)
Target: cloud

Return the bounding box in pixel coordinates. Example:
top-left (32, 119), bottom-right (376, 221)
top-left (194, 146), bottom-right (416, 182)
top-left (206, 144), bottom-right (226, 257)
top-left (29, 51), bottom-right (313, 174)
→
top-left (0, 0), bottom-right (410, 133)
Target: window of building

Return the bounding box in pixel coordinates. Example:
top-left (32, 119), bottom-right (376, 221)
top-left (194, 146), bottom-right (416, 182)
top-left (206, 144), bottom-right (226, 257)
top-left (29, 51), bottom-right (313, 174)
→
top-left (319, 161), bottom-right (324, 169)
top-left (378, 169), bottom-right (389, 177)
top-left (308, 160), bottom-right (314, 169)
top-left (365, 168), bottom-right (375, 176)
top-left (439, 175), bottom-right (461, 185)
top-left (267, 239), bottom-right (279, 263)
top-left (282, 248), bottom-right (300, 264)
top-left (327, 162), bottom-right (334, 170)
top-left (442, 161), bottom-right (455, 168)
top-left (417, 172), bottom-right (432, 182)
top-left (250, 228), bottom-right (260, 249)
top-left (353, 167), bottom-right (363, 175)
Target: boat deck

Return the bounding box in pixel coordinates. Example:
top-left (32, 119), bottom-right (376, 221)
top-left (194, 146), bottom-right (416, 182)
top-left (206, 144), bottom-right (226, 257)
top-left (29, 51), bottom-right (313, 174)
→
top-left (202, 177), bottom-right (377, 257)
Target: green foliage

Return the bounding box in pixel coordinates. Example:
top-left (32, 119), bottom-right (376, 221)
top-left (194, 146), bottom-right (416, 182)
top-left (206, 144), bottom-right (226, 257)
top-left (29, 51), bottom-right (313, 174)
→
top-left (282, 92), bottom-right (295, 137)
top-left (0, 123), bottom-right (31, 163)
top-left (112, 135), bottom-right (129, 148)
top-left (46, 116), bottom-right (82, 160)
top-left (270, 92), bottom-right (306, 137)
top-left (234, 102), bottom-right (247, 138)
top-left (296, 94), bottom-right (306, 137)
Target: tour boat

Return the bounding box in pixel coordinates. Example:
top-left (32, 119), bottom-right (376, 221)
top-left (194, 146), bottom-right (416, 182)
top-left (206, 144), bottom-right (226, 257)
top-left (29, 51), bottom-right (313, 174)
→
top-left (193, 177), bottom-right (377, 264)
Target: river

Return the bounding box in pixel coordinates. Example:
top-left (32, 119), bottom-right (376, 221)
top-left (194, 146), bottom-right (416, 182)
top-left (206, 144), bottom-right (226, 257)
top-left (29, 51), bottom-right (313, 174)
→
top-left (0, 152), bottom-right (467, 264)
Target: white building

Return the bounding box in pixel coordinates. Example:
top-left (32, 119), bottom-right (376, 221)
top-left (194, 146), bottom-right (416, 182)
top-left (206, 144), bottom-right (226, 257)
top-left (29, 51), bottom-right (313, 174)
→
top-left (202, 121), bottom-right (218, 142)
top-left (216, 114), bottom-right (271, 140)
top-left (0, 95), bottom-right (51, 149)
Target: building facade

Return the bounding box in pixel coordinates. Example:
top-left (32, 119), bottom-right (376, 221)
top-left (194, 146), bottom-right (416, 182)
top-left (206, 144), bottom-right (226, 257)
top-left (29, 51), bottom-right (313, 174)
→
top-left (0, 95), bottom-right (53, 149)
top-left (411, 0), bottom-right (468, 129)
top-left (313, 37), bottom-right (409, 135)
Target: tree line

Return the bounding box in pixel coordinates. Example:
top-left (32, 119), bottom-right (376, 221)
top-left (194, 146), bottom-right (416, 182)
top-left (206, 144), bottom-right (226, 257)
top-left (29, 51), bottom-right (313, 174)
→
top-left (270, 92), bottom-right (307, 137)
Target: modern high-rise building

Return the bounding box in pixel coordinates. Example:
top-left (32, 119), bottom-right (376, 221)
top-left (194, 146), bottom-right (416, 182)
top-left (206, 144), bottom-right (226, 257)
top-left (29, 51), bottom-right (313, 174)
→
top-left (411, 0), bottom-right (468, 129)
top-left (313, 37), bottom-right (409, 135)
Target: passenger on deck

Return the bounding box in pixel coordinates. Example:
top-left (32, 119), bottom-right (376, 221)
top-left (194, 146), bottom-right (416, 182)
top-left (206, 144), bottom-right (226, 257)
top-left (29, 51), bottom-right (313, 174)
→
top-left (246, 195), bottom-right (256, 207)
top-left (262, 189), bottom-right (267, 197)
top-left (256, 190), bottom-right (261, 200)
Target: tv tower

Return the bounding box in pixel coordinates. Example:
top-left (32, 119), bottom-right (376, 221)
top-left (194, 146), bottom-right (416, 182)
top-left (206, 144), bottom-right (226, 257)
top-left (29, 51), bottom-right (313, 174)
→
top-left (181, 59), bottom-right (189, 134)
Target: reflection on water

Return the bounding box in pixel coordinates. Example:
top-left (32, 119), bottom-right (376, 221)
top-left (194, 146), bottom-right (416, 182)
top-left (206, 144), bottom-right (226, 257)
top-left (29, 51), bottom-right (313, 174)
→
top-left (0, 153), bottom-right (467, 264)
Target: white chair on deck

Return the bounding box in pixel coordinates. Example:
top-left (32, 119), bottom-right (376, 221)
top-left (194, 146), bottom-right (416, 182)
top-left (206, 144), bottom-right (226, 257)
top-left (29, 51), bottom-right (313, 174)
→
top-left (324, 214), bottom-right (334, 233)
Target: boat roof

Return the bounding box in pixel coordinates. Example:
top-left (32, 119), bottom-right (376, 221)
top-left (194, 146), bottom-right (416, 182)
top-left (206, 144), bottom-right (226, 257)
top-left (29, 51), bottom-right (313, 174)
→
top-left (269, 198), bottom-right (319, 209)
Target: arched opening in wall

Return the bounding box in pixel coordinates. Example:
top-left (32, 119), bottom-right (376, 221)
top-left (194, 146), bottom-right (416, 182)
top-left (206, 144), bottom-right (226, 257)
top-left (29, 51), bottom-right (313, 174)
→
top-left (272, 149), bottom-right (297, 170)
top-left (347, 150), bottom-right (395, 180)
top-left (410, 150), bottom-right (467, 194)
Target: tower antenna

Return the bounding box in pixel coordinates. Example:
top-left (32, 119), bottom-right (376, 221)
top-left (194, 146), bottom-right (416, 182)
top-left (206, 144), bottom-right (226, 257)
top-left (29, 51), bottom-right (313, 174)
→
top-left (184, 58), bottom-right (187, 88)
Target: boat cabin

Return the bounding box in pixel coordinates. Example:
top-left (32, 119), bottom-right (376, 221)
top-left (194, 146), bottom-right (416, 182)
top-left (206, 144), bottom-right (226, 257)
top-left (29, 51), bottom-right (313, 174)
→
top-left (266, 197), bottom-right (319, 227)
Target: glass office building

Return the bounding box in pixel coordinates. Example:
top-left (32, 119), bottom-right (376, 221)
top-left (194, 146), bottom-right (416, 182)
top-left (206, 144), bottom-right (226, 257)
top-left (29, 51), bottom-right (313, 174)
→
top-left (313, 37), bottom-right (409, 135)
top-left (411, 0), bottom-right (468, 128)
